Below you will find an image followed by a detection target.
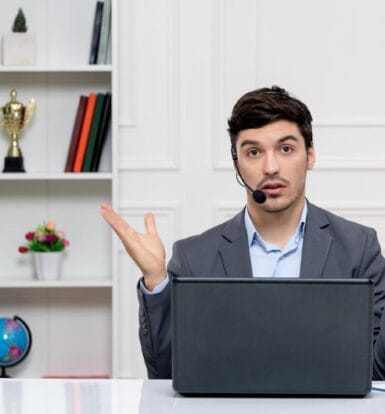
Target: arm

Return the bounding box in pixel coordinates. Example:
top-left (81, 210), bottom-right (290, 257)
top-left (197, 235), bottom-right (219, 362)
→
top-left (99, 204), bottom-right (170, 377)
top-left (358, 228), bottom-right (385, 379)
top-left (137, 240), bottom-right (192, 379)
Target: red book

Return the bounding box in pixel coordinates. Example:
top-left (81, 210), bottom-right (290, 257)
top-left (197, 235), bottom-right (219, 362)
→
top-left (82, 93), bottom-right (105, 172)
top-left (64, 96), bottom-right (88, 172)
top-left (73, 93), bottom-right (97, 172)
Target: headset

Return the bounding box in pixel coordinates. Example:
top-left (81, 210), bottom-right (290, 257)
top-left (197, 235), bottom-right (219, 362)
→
top-left (231, 146), bottom-right (266, 204)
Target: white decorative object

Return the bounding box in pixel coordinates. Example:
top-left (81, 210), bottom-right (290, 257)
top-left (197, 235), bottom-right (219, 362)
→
top-left (2, 33), bottom-right (36, 65)
top-left (33, 252), bottom-right (63, 280)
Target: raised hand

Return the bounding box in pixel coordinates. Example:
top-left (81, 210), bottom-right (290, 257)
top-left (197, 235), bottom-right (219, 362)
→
top-left (100, 204), bottom-right (166, 291)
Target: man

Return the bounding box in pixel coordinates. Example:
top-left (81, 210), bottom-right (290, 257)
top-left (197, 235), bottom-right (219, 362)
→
top-left (100, 86), bottom-right (385, 380)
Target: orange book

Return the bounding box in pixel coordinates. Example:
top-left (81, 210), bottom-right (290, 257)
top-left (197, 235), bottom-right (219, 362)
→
top-left (73, 93), bottom-right (97, 172)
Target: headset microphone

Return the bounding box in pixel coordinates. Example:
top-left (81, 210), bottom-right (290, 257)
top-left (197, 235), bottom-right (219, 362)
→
top-left (231, 146), bottom-right (267, 204)
top-left (251, 189), bottom-right (267, 204)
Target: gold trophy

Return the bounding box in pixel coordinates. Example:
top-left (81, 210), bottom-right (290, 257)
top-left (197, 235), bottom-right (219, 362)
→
top-left (0, 89), bottom-right (36, 172)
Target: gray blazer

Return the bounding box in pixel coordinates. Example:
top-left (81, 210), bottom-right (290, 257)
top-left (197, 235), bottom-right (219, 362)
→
top-left (137, 202), bottom-right (385, 379)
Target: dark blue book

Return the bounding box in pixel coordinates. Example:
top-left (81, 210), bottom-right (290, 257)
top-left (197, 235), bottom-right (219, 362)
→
top-left (89, 1), bottom-right (104, 64)
top-left (90, 92), bottom-right (111, 171)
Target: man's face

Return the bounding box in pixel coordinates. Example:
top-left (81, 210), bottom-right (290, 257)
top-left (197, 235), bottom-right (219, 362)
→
top-left (235, 120), bottom-right (315, 213)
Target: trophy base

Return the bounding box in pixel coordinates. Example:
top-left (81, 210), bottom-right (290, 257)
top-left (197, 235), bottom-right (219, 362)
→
top-left (3, 156), bottom-right (25, 173)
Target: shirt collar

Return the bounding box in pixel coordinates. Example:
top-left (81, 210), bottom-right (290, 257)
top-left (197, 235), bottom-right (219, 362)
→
top-left (244, 201), bottom-right (308, 248)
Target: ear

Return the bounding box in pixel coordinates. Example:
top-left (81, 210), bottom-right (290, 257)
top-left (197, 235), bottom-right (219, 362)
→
top-left (307, 146), bottom-right (315, 170)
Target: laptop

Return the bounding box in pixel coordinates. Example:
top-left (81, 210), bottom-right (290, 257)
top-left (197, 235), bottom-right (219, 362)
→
top-left (171, 277), bottom-right (373, 396)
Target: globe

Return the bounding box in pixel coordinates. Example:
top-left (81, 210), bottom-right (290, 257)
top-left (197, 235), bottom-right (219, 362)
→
top-left (0, 316), bottom-right (32, 377)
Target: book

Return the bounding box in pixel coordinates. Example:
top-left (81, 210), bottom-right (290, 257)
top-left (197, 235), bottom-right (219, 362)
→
top-left (64, 96), bottom-right (88, 172)
top-left (90, 92), bottom-right (111, 172)
top-left (73, 93), bottom-right (97, 172)
top-left (82, 93), bottom-right (105, 172)
top-left (89, 1), bottom-right (104, 64)
top-left (97, 0), bottom-right (111, 64)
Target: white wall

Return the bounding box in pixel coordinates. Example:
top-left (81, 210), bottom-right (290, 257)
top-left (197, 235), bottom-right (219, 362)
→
top-left (117, 0), bottom-right (385, 377)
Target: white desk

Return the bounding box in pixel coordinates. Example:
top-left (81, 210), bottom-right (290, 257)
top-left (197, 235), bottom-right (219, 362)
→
top-left (0, 379), bottom-right (384, 413)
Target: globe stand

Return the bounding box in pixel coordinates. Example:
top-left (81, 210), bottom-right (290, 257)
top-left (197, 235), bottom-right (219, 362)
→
top-left (1, 367), bottom-right (10, 378)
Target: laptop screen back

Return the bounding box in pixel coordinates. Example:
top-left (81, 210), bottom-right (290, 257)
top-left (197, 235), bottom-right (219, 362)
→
top-left (171, 278), bottom-right (373, 395)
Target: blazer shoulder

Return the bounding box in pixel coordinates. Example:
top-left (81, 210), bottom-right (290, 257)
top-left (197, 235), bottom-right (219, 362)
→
top-left (174, 209), bottom-right (244, 250)
top-left (175, 219), bottom-right (231, 251)
top-left (309, 202), bottom-right (376, 237)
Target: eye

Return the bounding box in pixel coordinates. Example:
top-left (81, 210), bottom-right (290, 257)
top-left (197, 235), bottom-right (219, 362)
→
top-left (281, 145), bottom-right (293, 154)
top-left (247, 149), bottom-right (259, 157)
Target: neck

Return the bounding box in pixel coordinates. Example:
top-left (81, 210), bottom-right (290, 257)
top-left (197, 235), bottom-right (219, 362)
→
top-left (247, 196), bottom-right (306, 249)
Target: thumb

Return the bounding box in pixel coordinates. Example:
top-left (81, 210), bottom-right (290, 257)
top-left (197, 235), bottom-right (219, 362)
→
top-left (144, 213), bottom-right (158, 235)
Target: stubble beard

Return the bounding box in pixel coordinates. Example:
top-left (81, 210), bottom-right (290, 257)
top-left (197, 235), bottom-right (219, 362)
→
top-left (256, 176), bottom-right (307, 214)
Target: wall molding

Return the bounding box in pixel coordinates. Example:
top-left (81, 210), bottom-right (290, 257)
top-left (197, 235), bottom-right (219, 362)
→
top-left (118, 0), bottom-right (137, 128)
top-left (211, 0), bottom-right (258, 172)
top-left (213, 202), bottom-right (244, 225)
top-left (119, 156), bottom-right (180, 171)
top-left (314, 118), bottom-right (385, 127)
top-left (118, 119), bottom-right (136, 128)
top-left (119, 0), bottom-right (180, 171)
top-left (320, 203), bottom-right (385, 216)
top-left (315, 156), bottom-right (385, 170)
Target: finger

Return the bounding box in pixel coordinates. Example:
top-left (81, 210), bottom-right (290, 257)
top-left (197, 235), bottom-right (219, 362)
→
top-left (100, 204), bottom-right (133, 237)
top-left (144, 212), bottom-right (158, 235)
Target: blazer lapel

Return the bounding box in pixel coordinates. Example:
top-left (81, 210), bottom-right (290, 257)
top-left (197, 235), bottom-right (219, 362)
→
top-left (300, 202), bottom-right (333, 279)
top-left (219, 209), bottom-right (253, 278)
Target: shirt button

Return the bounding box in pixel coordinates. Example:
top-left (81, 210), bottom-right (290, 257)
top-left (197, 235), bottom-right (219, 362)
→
top-left (143, 328), bottom-right (149, 336)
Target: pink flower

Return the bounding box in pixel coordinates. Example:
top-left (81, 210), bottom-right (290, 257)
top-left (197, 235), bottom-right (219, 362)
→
top-left (57, 230), bottom-right (65, 239)
top-left (46, 234), bottom-right (57, 243)
top-left (25, 232), bottom-right (34, 240)
top-left (46, 222), bottom-right (56, 231)
top-left (18, 246), bottom-right (28, 253)
top-left (38, 235), bottom-right (46, 242)
top-left (63, 239), bottom-right (70, 247)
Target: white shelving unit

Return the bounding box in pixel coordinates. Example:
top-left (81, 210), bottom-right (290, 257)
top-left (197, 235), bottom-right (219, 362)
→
top-left (0, 280), bottom-right (113, 288)
top-left (0, 173), bottom-right (113, 180)
top-left (0, 0), bottom-right (118, 378)
top-left (0, 65), bottom-right (113, 73)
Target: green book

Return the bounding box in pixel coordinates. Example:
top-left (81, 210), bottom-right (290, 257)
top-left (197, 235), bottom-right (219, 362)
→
top-left (82, 93), bottom-right (105, 172)
top-left (97, 0), bottom-right (111, 64)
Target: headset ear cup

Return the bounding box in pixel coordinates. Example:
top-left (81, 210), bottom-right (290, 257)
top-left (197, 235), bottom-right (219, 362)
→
top-left (231, 146), bottom-right (238, 160)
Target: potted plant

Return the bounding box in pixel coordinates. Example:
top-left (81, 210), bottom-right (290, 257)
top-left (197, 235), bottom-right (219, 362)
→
top-left (2, 8), bottom-right (36, 65)
top-left (18, 222), bottom-right (70, 280)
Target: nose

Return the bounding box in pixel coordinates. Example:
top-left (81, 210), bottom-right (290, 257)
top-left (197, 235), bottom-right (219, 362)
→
top-left (263, 152), bottom-right (280, 176)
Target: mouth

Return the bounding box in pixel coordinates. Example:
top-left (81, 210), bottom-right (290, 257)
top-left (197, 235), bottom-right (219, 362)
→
top-left (260, 181), bottom-right (286, 196)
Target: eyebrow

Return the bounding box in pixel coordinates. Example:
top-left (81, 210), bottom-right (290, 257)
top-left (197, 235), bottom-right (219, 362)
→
top-left (239, 135), bottom-right (299, 148)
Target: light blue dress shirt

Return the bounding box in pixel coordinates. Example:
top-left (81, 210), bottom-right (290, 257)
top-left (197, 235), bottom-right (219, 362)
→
top-left (244, 202), bottom-right (307, 278)
top-left (140, 202), bottom-right (308, 294)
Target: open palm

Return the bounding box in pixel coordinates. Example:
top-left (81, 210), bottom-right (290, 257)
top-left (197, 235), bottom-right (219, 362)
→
top-left (100, 204), bottom-right (166, 290)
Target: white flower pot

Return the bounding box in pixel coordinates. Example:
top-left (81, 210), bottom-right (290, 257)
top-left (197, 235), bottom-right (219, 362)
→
top-left (33, 252), bottom-right (63, 280)
top-left (2, 33), bottom-right (36, 65)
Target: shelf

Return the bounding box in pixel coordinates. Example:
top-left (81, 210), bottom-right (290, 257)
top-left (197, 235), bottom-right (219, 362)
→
top-left (0, 65), bottom-right (112, 73)
top-left (0, 0), bottom-right (117, 379)
top-left (0, 173), bottom-right (113, 181)
top-left (0, 279), bottom-right (113, 288)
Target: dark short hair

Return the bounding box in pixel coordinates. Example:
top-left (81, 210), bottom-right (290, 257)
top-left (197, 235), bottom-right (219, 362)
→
top-left (227, 86), bottom-right (313, 150)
